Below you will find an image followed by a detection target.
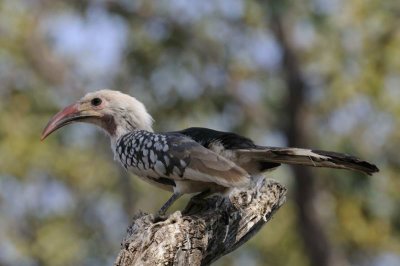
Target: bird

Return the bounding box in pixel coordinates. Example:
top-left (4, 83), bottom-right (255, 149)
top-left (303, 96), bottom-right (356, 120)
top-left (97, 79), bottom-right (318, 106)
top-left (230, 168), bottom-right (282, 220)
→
top-left (41, 90), bottom-right (379, 215)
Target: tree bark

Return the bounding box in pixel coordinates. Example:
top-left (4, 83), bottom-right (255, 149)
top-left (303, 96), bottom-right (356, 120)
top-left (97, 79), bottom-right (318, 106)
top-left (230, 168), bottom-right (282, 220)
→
top-left (114, 178), bottom-right (286, 266)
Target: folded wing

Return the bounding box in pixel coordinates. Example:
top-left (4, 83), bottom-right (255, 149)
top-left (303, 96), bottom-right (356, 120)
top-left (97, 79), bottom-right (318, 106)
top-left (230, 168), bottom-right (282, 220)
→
top-left (164, 134), bottom-right (250, 188)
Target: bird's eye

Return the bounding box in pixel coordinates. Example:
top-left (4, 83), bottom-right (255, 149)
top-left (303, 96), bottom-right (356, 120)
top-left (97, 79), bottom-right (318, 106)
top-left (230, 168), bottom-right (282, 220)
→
top-left (91, 98), bottom-right (102, 106)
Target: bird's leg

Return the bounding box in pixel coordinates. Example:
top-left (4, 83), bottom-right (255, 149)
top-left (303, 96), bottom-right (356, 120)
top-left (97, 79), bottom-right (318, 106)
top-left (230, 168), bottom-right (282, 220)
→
top-left (157, 192), bottom-right (182, 217)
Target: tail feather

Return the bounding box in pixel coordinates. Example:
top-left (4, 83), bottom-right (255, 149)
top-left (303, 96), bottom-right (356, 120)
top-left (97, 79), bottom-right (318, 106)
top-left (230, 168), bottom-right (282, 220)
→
top-left (237, 147), bottom-right (379, 175)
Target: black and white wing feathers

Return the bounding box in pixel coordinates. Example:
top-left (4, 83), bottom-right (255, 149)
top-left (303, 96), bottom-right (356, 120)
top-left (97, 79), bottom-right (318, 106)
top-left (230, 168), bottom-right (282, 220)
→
top-left (115, 131), bottom-right (250, 189)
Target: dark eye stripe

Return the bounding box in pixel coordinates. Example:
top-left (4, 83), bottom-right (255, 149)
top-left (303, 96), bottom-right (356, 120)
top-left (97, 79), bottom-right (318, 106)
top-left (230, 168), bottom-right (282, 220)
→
top-left (91, 98), bottom-right (102, 106)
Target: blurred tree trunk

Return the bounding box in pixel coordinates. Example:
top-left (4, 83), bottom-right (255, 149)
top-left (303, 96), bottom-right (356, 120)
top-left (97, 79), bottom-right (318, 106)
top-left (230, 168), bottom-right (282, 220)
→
top-left (264, 1), bottom-right (347, 266)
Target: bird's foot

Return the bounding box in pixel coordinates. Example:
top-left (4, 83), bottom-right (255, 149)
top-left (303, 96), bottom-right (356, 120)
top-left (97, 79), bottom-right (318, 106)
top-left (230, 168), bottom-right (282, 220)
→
top-left (153, 192), bottom-right (182, 222)
top-left (152, 212), bottom-right (168, 223)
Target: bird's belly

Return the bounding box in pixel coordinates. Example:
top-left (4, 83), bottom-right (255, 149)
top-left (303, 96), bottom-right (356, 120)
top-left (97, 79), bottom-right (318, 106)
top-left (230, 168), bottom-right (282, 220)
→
top-left (174, 180), bottom-right (229, 195)
top-left (128, 167), bottom-right (174, 192)
top-left (127, 166), bottom-right (227, 195)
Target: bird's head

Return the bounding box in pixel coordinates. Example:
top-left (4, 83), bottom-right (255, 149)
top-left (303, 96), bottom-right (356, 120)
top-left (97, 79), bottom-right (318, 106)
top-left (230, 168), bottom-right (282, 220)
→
top-left (41, 90), bottom-right (153, 141)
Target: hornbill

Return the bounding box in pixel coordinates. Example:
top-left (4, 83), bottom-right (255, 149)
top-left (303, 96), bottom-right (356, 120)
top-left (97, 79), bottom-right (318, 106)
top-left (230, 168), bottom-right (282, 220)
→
top-left (41, 90), bottom-right (379, 215)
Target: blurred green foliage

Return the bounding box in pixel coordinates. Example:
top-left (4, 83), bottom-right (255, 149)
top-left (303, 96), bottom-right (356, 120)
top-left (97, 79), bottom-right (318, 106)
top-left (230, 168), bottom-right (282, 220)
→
top-left (0, 0), bottom-right (399, 265)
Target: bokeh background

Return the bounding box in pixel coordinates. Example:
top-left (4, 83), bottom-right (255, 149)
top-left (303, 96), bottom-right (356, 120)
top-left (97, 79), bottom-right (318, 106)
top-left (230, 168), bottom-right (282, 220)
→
top-left (0, 0), bottom-right (399, 265)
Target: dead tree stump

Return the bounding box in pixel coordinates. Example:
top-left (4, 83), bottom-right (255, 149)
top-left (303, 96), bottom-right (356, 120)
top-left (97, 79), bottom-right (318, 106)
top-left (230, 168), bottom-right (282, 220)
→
top-left (114, 178), bottom-right (286, 266)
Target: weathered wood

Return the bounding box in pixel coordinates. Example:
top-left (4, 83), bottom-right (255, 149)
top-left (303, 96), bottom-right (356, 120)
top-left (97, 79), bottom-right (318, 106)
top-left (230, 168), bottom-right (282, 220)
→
top-left (114, 178), bottom-right (286, 266)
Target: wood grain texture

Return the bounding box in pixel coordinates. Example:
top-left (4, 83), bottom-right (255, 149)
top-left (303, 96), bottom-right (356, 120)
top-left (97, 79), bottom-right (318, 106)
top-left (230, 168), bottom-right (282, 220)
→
top-left (114, 178), bottom-right (286, 266)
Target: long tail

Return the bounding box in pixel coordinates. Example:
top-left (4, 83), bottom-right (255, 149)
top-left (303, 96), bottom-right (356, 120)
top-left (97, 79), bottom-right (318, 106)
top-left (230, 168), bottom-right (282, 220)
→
top-left (237, 147), bottom-right (379, 175)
